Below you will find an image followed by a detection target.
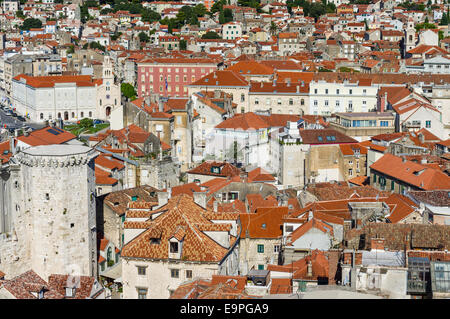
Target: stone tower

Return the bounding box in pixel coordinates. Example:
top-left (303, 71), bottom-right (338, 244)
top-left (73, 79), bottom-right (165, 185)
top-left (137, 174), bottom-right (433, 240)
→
top-left (0, 144), bottom-right (98, 280)
top-left (404, 18), bottom-right (416, 54)
top-left (102, 55), bottom-right (113, 82)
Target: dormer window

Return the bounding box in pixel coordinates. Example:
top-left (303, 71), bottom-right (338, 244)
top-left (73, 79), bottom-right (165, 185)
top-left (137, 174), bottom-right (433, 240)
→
top-left (132, 195), bottom-right (138, 201)
top-left (211, 166), bottom-right (221, 174)
top-left (170, 242), bottom-right (179, 253)
top-left (65, 287), bottom-right (76, 298)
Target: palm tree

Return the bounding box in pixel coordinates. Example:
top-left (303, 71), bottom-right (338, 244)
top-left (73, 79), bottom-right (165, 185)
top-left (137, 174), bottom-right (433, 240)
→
top-left (269, 21), bottom-right (278, 35)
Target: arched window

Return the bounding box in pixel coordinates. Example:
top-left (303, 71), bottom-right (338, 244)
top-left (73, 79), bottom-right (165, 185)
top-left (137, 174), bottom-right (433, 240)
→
top-left (89, 112), bottom-right (92, 117)
top-left (57, 112), bottom-right (61, 119)
top-left (71, 112), bottom-right (75, 118)
top-left (80, 112), bottom-right (84, 118)
top-left (107, 247), bottom-right (112, 262)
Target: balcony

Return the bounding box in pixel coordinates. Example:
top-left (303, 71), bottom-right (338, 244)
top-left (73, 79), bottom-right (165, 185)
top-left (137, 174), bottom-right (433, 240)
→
top-left (407, 280), bottom-right (427, 294)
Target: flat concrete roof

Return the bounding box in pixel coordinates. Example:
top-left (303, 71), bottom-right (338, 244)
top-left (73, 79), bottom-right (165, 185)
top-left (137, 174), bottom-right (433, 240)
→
top-left (22, 144), bottom-right (93, 156)
top-left (335, 112), bottom-right (395, 118)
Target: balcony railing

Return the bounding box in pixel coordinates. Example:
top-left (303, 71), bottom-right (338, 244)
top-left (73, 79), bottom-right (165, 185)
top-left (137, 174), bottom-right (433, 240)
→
top-left (407, 280), bottom-right (427, 293)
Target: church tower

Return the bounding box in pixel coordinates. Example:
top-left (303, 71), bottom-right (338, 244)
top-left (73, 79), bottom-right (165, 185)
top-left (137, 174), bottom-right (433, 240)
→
top-left (404, 18), bottom-right (416, 55)
top-left (102, 55), bottom-right (114, 81)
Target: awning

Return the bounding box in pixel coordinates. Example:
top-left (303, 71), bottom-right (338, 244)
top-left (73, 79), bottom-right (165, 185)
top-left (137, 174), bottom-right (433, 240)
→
top-left (100, 263), bottom-right (122, 280)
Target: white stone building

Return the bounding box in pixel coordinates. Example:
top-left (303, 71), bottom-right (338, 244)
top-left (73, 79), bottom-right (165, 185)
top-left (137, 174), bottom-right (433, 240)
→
top-left (121, 194), bottom-right (240, 299)
top-left (309, 80), bottom-right (378, 116)
top-left (0, 144), bottom-right (98, 281)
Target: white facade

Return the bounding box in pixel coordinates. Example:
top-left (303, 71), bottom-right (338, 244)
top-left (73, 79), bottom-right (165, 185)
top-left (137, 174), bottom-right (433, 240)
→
top-left (0, 145), bottom-right (98, 281)
top-left (12, 79), bottom-right (97, 122)
top-left (309, 81), bottom-right (378, 116)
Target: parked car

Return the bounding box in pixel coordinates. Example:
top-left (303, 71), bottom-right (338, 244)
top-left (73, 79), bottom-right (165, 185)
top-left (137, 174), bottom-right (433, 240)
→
top-left (93, 119), bottom-right (105, 125)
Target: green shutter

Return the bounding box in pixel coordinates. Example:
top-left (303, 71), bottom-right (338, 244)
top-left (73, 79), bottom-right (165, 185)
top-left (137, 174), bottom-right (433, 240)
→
top-left (258, 264), bottom-right (264, 270)
top-left (391, 180), bottom-right (395, 191)
top-left (257, 244), bottom-right (264, 253)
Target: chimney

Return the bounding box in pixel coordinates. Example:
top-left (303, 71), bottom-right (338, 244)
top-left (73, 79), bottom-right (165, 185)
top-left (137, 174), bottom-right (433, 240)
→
top-left (370, 237), bottom-right (385, 251)
top-left (144, 95), bottom-right (151, 107)
top-left (193, 192), bottom-right (207, 209)
top-left (9, 136), bottom-right (15, 155)
top-left (307, 259), bottom-right (313, 277)
top-left (418, 133), bottom-right (425, 144)
top-left (296, 85), bottom-right (299, 93)
top-left (157, 191), bottom-right (169, 207)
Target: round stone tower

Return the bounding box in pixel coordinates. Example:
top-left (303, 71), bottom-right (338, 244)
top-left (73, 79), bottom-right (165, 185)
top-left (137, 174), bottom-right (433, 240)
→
top-left (14, 144), bottom-right (98, 280)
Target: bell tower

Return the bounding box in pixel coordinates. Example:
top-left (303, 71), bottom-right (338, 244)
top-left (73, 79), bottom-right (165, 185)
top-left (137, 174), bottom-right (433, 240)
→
top-left (404, 18), bottom-right (416, 54)
top-left (102, 55), bottom-right (113, 81)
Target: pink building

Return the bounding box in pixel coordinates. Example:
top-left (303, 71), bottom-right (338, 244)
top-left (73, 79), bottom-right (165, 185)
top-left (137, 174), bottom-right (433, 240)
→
top-left (137, 58), bottom-right (218, 98)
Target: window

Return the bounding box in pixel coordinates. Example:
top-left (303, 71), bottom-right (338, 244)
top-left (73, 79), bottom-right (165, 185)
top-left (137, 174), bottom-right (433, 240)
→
top-left (301, 99), bottom-right (304, 105)
top-left (336, 89), bottom-right (339, 95)
top-left (170, 241), bottom-right (179, 253)
top-left (170, 269), bottom-right (179, 278)
top-left (349, 169), bottom-right (353, 176)
top-left (257, 244), bottom-right (264, 253)
top-left (274, 245), bottom-right (280, 253)
top-left (349, 89), bottom-right (352, 95)
top-left (186, 270), bottom-right (192, 279)
top-left (286, 225), bottom-right (293, 232)
top-left (258, 264), bottom-right (264, 270)
top-left (45, 193), bottom-right (50, 200)
top-left (391, 180), bottom-right (395, 191)
top-left (255, 98), bottom-right (259, 105)
top-left (65, 287), bottom-right (76, 298)
top-left (137, 288), bottom-right (147, 299)
top-left (426, 120), bottom-right (431, 128)
top-left (289, 98), bottom-right (293, 105)
top-left (241, 94), bottom-right (245, 102)
top-left (137, 266), bottom-right (146, 276)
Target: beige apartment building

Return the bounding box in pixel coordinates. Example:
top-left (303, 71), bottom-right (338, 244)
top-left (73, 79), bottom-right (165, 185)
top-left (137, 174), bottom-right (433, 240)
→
top-left (329, 112), bottom-right (396, 141)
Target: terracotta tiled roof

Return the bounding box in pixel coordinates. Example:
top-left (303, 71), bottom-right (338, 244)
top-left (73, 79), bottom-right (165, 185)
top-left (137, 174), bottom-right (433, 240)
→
top-left (215, 112), bottom-right (300, 130)
top-left (190, 70), bottom-right (249, 87)
top-left (268, 250), bottom-right (329, 281)
top-left (121, 194), bottom-right (239, 262)
top-left (247, 167), bottom-right (275, 182)
top-left (13, 74), bottom-right (95, 88)
top-left (370, 153), bottom-right (450, 190)
top-left (345, 223), bottom-right (450, 251)
top-left (339, 143), bottom-right (368, 156)
top-left (240, 207), bottom-right (287, 239)
top-left (227, 61), bottom-right (274, 75)
top-left (0, 141), bottom-right (12, 164)
top-left (299, 129), bottom-right (358, 144)
top-left (287, 218), bottom-right (333, 245)
top-left (187, 161), bottom-right (241, 178)
top-left (408, 190), bottom-right (450, 207)
top-left (104, 185), bottom-right (159, 216)
top-left (16, 126), bottom-right (76, 146)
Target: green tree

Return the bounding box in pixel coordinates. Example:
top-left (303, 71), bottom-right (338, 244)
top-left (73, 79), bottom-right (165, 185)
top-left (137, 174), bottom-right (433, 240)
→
top-left (20, 18), bottom-right (43, 31)
top-left (269, 21), bottom-right (278, 35)
top-left (179, 39), bottom-right (187, 50)
top-left (89, 41), bottom-right (106, 51)
top-left (201, 31), bottom-right (221, 39)
top-left (121, 83), bottom-right (136, 100)
top-left (138, 32), bottom-right (150, 43)
top-left (16, 10), bottom-right (25, 19)
top-left (80, 118), bottom-right (94, 128)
